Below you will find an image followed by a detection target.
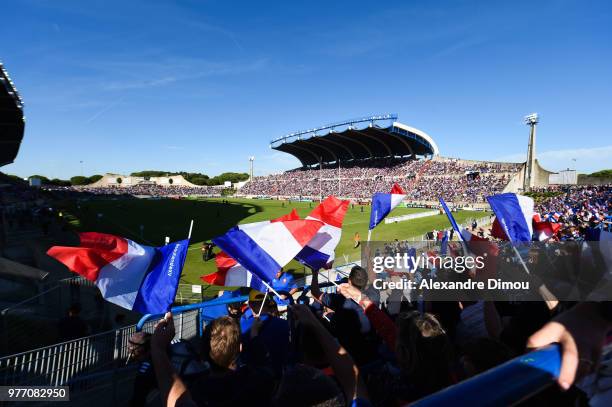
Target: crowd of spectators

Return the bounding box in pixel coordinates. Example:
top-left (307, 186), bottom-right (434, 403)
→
top-left (132, 255), bottom-right (605, 407)
top-left (533, 184), bottom-right (612, 240)
top-left (44, 184), bottom-right (223, 197)
top-left (240, 157), bottom-right (521, 203)
top-left (0, 176), bottom-right (54, 238)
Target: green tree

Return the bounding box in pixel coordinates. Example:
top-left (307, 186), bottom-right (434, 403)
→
top-left (70, 176), bottom-right (89, 185)
top-left (589, 169), bottom-right (612, 178)
top-left (88, 174), bottom-right (103, 183)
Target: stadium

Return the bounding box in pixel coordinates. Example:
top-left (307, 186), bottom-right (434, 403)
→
top-left (1, 17), bottom-right (612, 407)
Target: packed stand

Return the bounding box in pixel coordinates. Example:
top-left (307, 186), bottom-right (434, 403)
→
top-left (240, 157), bottom-right (521, 203)
top-left (43, 184), bottom-right (223, 197)
top-left (533, 184), bottom-right (612, 240)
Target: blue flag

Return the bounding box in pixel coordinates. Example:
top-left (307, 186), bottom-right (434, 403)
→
top-left (439, 197), bottom-right (466, 242)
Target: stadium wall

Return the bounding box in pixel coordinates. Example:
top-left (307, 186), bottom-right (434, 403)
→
top-left (87, 173), bottom-right (201, 188)
top-left (577, 175), bottom-right (612, 185)
top-left (503, 160), bottom-right (554, 192)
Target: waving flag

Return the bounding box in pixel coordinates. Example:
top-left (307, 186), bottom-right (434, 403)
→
top-left (213, 219), bottom-right (324, 284)
top-left (439, 197), bottom-right (466, 242)
top-left (440, 231), bottom-right (449, 255)
top-left (369, 183), bottom-right (406, 230)
top-left (202, 210), bottom-right (299, 289)
top-left (47, 232), bottom-right (188, 314)
top-left (533, 220), bottom-right (561, 241)
top-left (295, 196), bottom-right (349, 270)
top-left (202, 251), bottom-right (265, 291)
top-left (486, 193), bottom-right (534, 242)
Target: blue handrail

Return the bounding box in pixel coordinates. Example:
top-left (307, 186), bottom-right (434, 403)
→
top-left (136, 295), bottom-right (249, 331)
top-left (412, 344), bottom-right (561, 407)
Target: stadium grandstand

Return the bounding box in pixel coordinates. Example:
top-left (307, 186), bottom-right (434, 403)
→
top-left (42, 173), bottom-right (225, 197)
top-left (0, 61), bottom-right (25, 167)
top-left (0, 77), bottom-right (610, 406)
top-left (240, 114), bottom-right (527, 204)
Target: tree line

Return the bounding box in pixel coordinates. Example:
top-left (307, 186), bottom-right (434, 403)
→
top-left (15, 171), bottom-right (249, 186)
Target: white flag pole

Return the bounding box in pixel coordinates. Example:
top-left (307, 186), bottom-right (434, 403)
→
top-left (187, 219), bottom-right (194, 240)
top-left (261, 279), bottom-right (284, 300)
top-left (256, 289), bottom-right (269, 317)
top-left (496, 217), bottom-right (558, 310)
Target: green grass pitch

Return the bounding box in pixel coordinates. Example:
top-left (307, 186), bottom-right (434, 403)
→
top-left (63, 197), bottom-right (486, 285)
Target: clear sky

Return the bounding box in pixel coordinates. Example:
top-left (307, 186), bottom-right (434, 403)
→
top-left (2, 0), bottom-right (611, 179)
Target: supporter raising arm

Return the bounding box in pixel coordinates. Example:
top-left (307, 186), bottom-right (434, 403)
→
top-left (290, 304), bottom-right (371, 406)
top-left (527, 302), bottom-right (612, 390)
top-left (150, 313), bottom-right (196, 407)
top-left (337, 283), bottom-right (397, 350)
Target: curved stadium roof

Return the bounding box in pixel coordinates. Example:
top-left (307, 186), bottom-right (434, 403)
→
top-left (0, 62), bottom-right (25, 167)
top-left (270, 114), bottom-right (439, 167)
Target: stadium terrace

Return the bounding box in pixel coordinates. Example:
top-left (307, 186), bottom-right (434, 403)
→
top-left (0, 61), bottom-right (24, 167)
top-left (241, 114), bottom-right (526, 204)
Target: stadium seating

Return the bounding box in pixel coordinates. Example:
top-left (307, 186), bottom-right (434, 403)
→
top-left (240, 156), bottom-right (522, 203)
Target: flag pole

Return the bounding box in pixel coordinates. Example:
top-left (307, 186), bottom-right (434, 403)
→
top-left (256, 289), bottom-right (269, 317)
top-left (495, 215), bottom-right (559, 310)
top-left (187, 219), bottom-right (194, 240)
top-left (317, 270), bottom-right (339, 287)
top-left (261, 279), bottom-right (284, 300)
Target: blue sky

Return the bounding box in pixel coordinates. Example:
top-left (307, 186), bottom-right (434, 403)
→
top-left (2, 0), bottom-right (611, 179)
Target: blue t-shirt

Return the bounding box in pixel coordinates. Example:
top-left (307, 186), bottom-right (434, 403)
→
top-left (271, 273), bottom-right (297, 292)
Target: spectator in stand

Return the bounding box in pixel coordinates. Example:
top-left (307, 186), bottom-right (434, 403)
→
top-left (58, 303), bottom-right (88, 341)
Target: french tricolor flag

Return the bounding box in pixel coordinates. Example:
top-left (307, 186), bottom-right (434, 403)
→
top-left (47, 232), bottom-right (189, 314)
top-left (212, 218), bottom-right (323, 284)
top-left (295, 196), bottom-right (349, 270)
top-left (369, 183), bottom-right (406, 230)
top-left (486, 193), bottom-right (534, 242)
top-left (533, 220), bottom-right (561, 241)
top-left (201, 251), bottom-right (265, 291)
top-left (202, 210), bottom-right (299, 289)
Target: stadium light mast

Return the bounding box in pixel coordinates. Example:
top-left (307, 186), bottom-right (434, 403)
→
top-left (249, 156), bottom-right (255, 180)
top-left (523, 113), bottom-right (538, 192)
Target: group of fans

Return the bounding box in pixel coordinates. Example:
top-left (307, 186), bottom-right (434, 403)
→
top-left (44, 184), bottom-right (223, 197)
top-left (124, 181), bottom-right (611, 407)
top-left (533, 184), bottom-right (612, 240)
top-left (240, 157), bottom-right (520, 203)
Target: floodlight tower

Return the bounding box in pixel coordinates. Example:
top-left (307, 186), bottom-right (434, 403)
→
top-left (523, 113), bottom-right (539, 191)
top-left (249, 156), bottom-right (255, 180)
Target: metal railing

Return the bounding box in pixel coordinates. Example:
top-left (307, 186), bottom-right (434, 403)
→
top-left (1, 267), bottom-right (564, 406)
top-left (0, 310), bottom-right (199, 389)
top-left (136, 295), bottom-right (250, 332)
top-left (413, 344), bottom-right (561, 406)
top-left (1, 277), bottom-right (98, 356)
top-left (174, 283), bottom-right (216, 304)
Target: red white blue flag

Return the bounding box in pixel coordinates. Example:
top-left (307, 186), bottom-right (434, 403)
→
top-left (47, 232), bottom-right (188, 314)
